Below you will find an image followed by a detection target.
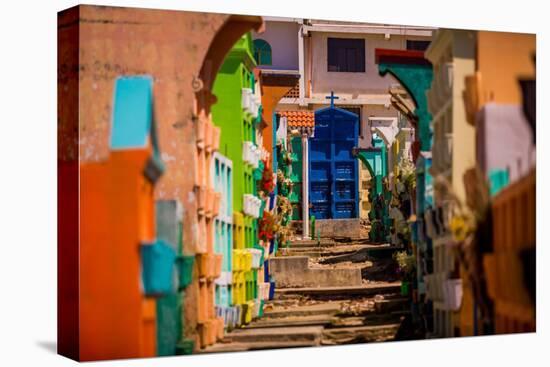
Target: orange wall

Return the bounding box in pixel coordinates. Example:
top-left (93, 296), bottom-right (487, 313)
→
top-left (79, 150), bottom-right (156, 361)
top-left (260, 84), bottom-right (295, 164)
top-left (477, 31), bottom-right (536, 105)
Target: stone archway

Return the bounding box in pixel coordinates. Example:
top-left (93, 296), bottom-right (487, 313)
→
top-left (195, 15), bottom-right (264, 115)
top-left (375, 48), bottom-right (433, 155)
top-left (352, 144), bottom-right (385, 196)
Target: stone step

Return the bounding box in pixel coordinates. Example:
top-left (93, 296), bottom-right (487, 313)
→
top-left (316, 219), bottom-right (369, 238)
top-left (198, 340), bottom-right (318, 353)
top-left (225, 325), bottom-right (324, 344)
top-left (263, 302), bottom-right (342, 318)
top-left (292, 218), bottom-right (369, 236)
top-left (199, 318), bottom-right (402, 353)
top-left (270, 255), bottom-right (308, 268)
top-left (321, 323), bottom-right (401, 345)
top-left (288, 240), bottom-right (391, 249)
top-left (288, 239), bottom-right (337, 248)
top-left (269, 256), bottom-right (363, 288)
top-left (329, 316), bottom-right (366, 327)
top-left (373, 296), bottom-right (410, 313)
top-left (318, 245), bottom-right (401, 264)
top-left (286, 244), bottom-right (388, 259)
top-left (288, 237), bottom-right (377, 248)
top-left (244, 314), bottom-right (336, 328)
top-left (329, 313), bottom-right (402, 327)
top-left (249, 306), bottom-right (404, 329)
top-left (274, 282), bottom-right (402, 299)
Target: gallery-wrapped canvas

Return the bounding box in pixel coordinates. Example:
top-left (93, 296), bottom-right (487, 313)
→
top-left (58, 4), bottom-right (536, 361)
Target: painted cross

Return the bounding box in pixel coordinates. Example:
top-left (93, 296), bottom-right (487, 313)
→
top-left (325, 91), bottom-right (339, 108)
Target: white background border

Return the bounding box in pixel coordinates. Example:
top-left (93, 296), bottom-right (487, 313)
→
top-left (0, 0), bottom-right (547, 366)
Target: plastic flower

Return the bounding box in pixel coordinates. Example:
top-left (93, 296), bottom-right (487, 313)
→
top-left (450, 215), bottom-right (472, 242)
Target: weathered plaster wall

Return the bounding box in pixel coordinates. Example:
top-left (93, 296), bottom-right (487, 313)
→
top-left (58, 7), bottom-right (80, 163)
top-left (58, 4), bottom-right (230, 351)
top-left (253, 21), bottom-right (300, 70)
top-left (309, 32), bottom-right (429, 97)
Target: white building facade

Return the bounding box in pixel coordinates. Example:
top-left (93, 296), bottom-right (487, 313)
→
top-left (254, 19), bottom-right (434, 219)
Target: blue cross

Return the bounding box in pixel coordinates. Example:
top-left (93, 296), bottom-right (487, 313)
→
top-left (325, 91), bottom-right (339, 108)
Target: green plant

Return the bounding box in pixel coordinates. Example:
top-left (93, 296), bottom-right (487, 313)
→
top-left (397, 156), bottom-right (416, 192)
top-left (393, 251), bottom-right (416, 281)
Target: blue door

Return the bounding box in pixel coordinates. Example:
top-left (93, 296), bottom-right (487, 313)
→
top-left (309, 106), bottom-right (359, 219)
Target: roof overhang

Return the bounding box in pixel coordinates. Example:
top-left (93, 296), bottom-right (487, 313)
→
top-left (375, 49), bottom-right (431, 66)
top-left (303, 24), bottom-right (434, 37)
top-left (260, 70), bottom-right (301, 87)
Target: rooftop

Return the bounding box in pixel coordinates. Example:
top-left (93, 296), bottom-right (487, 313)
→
top-left (278, 110), bottom-right (315, 128)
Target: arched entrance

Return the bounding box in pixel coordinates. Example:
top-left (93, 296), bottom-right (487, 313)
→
top-left (375, 48), bottom-right (433, 155)
top-left (195, 15), bottom-right (264, 115)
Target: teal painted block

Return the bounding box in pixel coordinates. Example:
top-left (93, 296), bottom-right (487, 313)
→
top-left (254, 160), bottom-right (264, 180)
top-left (175, 339), bottom-right (194, 355)
top-left (212, 153), bottom-right (233, 275)
top-left (353, 137), bottom-right (392, 243)
top-left (489, 169), bottom-right (510, 197)
top-left (289, 183), bottom-right (302, 203)
top-left (255, 245), bottom-right (265, 267)
top-left (111, 75), bottom-right (165, 182)
top-left (259, 199), bottom-right (266, 217)
top-left (416, 154), bottom-right (433, 214)
top-left (354, 136), bottom-right (387, 195)
top-left (214, 220), bottom-right (223, 257)
top-left (156, 293), bottom-right (181, 356)
top-left (141, 240), bottom-right (176, 296)
top-left (258, 299), bottom-right (265, 317)
top-left (290, 136), bottom-right (303, 182)
top-left (215, 285), bottom-right (231, 308)
top-left (176, 255), bottom-right (194, 289)
top-left (111, 76), bottom-right (153, 150)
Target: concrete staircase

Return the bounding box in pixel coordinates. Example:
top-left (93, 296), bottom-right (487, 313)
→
top-left (199, 294), bottom-right (408, 353)
top-left (198, 222), bottom-right (408, 354)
